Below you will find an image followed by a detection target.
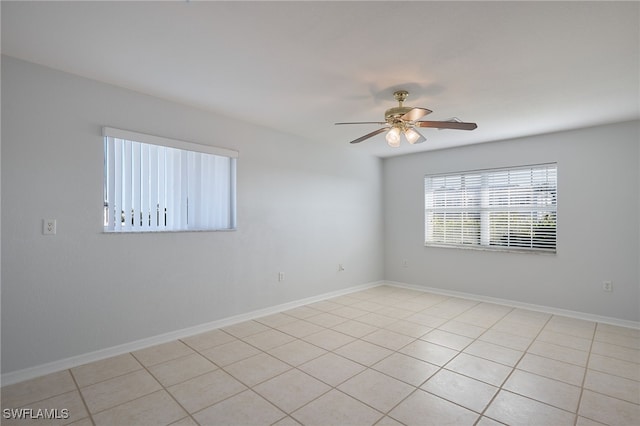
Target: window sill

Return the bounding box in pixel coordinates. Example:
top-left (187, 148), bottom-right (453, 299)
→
top-left (103, 228), bottom-right (237, 234)
top-left (425, 242), bottom-right (556, 255)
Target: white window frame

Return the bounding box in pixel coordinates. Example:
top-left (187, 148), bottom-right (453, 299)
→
top-left (103, 127), bottom-right (238, 233)
top-left (424, 163), bottom-right (557, 253)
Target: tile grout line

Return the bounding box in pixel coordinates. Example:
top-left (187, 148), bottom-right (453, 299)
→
top-left (369, 299), bottom-right (515, 424)
top-left (349, 295), bottom-right (526, 422)
top-left (179, 320), bottom-right (351, 423)
top-left (401, 301), bottom-right (516, 424)
top-left (129, 350), bottom-right (202, 426)
top-left (573, 322), bottom-right (603, 426)
top-left (170, 336), bottom-right (278, 424)
top-left (444, 305), bottom-right (517, 425)
top-left (475, 311), bottom-right (556, 424)
top-left (153, 306), bottom-right (640, 425)
top-left (67, 369), bottom-right (96, 426)
top-left (195, 303), bottom-right (639, 425)
top-left (194, 292), bottom-right (450, 423)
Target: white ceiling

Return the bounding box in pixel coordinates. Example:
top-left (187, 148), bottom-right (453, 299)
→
top-left (2, 1), bottom-right (638, 157)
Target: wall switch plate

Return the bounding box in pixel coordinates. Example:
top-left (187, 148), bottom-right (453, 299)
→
top-left (602, 281), bottom-right (613, 292)
top-left (278, 272), bottom-right (285, 282)
top-left (43, 219), bottom-right (56, 235)
top-left (338, 264), bottom-right (345, 272)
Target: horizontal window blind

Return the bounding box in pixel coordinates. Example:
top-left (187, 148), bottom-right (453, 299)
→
top-left (103, 128), bottom-right (237, 232)
top-left (425, 164), bottom-right (557, 253)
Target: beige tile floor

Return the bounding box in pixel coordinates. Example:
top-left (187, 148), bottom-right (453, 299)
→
top-left (2, 285), bottom-right (639, 426)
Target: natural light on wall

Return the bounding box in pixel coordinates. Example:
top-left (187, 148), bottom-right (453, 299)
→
top-left (424, 164), bottom-right (557, 253)
top-left (103, 127), bottom-right (237, 232)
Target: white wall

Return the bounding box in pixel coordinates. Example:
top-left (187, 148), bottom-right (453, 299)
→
top-left (1, 56), bottom-right (384, 374)
top-left (2, 55), bottom-right (638, 377)
top-left (384, 121), bottom-right (640, 322)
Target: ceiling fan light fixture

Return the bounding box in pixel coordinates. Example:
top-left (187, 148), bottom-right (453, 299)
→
top-left (386, 126), bottom-right (401, 147)
top-left (404, 127), bottom-right (423, 144)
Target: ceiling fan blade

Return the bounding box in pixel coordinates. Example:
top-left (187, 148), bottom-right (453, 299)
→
top-left (335, 121), bottom-right (387, 125)
top-left (401, 107), bottom-right (432, 122)
top-left (415, 120), bottom-right (478, 130)
top-left (349, 127), bottom-right (388, 144)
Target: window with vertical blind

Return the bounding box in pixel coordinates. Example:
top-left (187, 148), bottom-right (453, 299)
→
top-left (425, 164), bottom-right (557, 253)
top-left (103, 127), bottom-right (237, 232)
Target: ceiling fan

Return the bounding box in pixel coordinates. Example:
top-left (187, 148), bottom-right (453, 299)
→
top-left (335, 90), bottom-right (477, 147)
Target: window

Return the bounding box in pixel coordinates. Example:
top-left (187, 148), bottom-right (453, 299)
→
top-left (103, 127), bottom-right (237, 232)
top-left (425, 164), bottom-right (557, 253)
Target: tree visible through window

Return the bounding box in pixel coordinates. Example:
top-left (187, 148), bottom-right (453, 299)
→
top-left (425, 164), bottom-right (557, 252)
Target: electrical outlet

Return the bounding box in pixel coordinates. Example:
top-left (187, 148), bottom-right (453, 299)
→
top-left (402, 259), bottom-right (409, 268)
top-left (43, 219), bottom-right (56, 235)
top-left (602, 281), bottom-right (613, 292)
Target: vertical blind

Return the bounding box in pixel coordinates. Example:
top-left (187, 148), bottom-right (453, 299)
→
top-left (425, 164), bottom-right (557, 252)
top-left (103, 128), bottom-right (237, 232)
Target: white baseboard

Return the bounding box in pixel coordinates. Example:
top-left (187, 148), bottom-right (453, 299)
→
top-left (384, 280), bottom-right (640, 330)
top-left (1, 281), bottom-right (382, 387)
top-left (4, 279), bottom-right (637, 387)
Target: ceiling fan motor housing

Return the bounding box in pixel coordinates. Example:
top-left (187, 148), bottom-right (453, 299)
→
top-left (385, 90), bottom-right (413, 124)
top-left (385, 106), bottom-right (414, 123)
